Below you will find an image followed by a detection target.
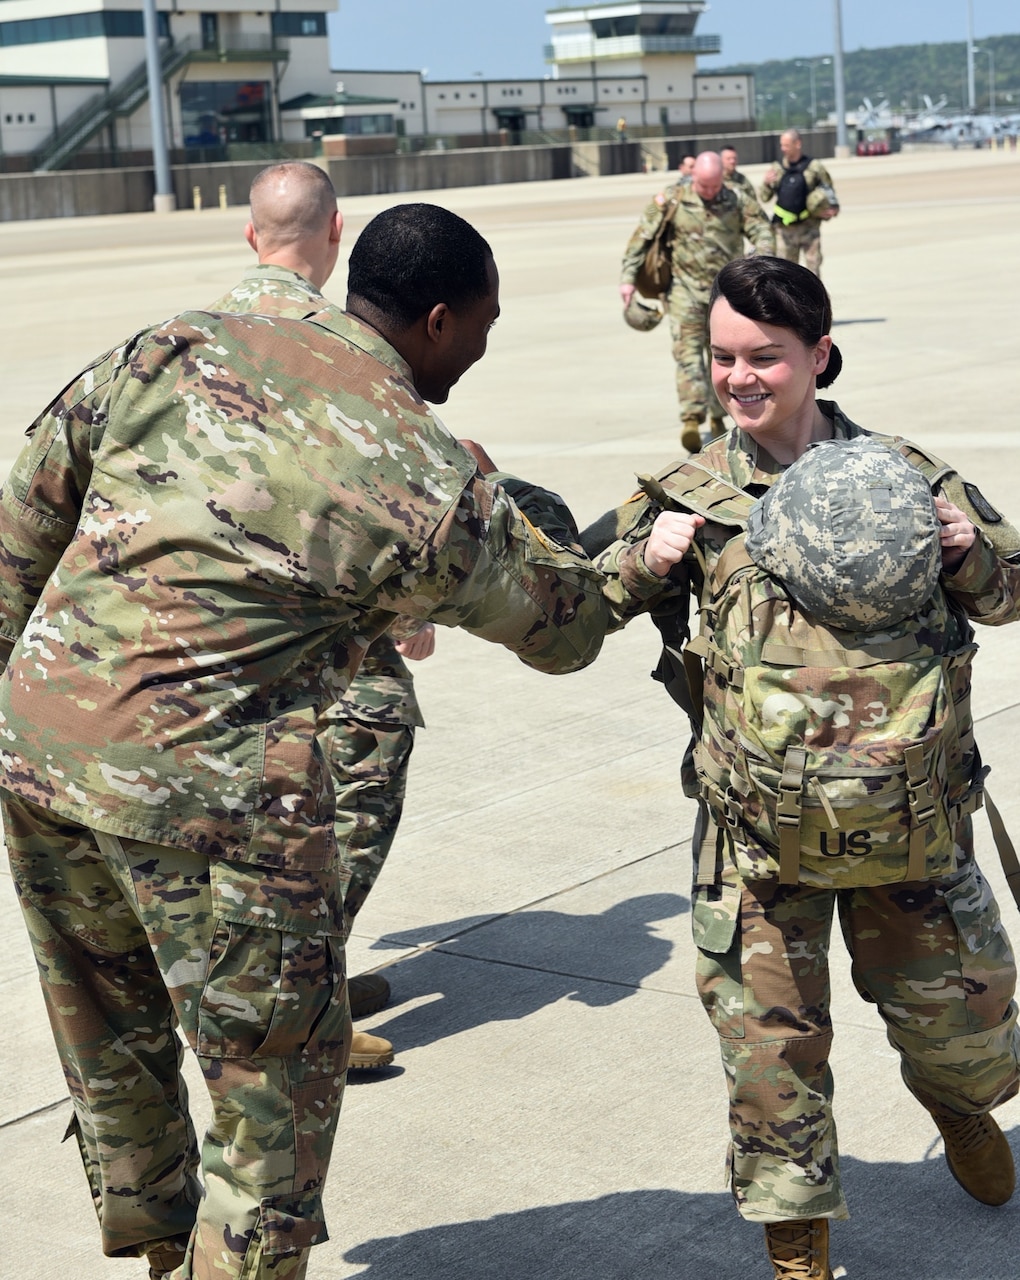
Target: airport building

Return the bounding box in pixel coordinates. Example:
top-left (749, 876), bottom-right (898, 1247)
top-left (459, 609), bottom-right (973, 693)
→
top-left (0, 0), bottom-right (752, 169)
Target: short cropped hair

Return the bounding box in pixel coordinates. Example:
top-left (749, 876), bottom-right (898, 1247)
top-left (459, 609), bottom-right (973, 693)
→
top-left (248, 162), bottom-right (337, 242)
top-left (710, 257), bottom-right (842, 388)
top-left (347, 203), bottom-right (493, 330)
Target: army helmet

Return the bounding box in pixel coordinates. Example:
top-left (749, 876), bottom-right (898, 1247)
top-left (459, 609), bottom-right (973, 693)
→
top-left (744, 437), bottom-right (941, 631)
top-left (624, 295), bottom-right (665, 331)
top-left (806, 182), bottom-right (840, 218)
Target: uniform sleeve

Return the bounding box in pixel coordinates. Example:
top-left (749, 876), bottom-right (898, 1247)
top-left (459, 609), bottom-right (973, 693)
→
top-left (371, 476), bottom-right (670, 674)
top-left (758, 167), bottom-right (780, 204)
top-left (939, 474), bottom-right (1020, 626)
top-left (0, 351), bottom-right (123, 664)
top-left (620, 197), bottom-right (668, 285)
top-left (739, 191), bottom-right (776, 254)
top-left (488, 472), bottom-right (582, 548)
top-left (810, 159), bottom-right (835, 191)
top-left (580, 491), bottom-right (691, 623)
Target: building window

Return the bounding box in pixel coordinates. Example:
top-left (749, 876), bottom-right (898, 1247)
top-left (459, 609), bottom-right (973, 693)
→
top-left (304, 113), bottom-right (394, 137)
top-left (0, 10), bottom-right (166, 45)
top-left (180, 80), bottom-right (272, 148)
top-left (271, 13), bottom-right (327, 37)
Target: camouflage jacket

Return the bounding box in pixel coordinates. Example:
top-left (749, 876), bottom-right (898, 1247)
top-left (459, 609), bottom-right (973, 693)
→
top-left (724, 169), bottom-right (758, 203)
top-left (0, 307), bottom-right (665, 870)
top-left (586, 401), bottom-right (1020, 638)
top-left (210, 264), bottom-right (424, 728)
top-left (758, 155), bottom-right (836, 224)
top-left (620, 182), bottom-right (775, 301)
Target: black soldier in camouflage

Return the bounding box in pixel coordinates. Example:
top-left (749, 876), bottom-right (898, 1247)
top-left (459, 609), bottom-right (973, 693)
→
top-left (0, 202), bottom-right (694, 1280)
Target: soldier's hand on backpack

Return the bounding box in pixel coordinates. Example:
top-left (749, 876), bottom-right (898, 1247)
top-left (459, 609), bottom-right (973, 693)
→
top-left (620, 284), bottom-right (636, 307)
top-left (935, 495), bottom-right (976, 571)
top-left (642, 510), bottom-right (705, 577)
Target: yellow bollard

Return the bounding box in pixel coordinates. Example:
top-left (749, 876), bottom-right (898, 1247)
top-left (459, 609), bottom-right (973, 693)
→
top-left (192, 185), bottom-right (202, 212)
top-left (218, 184), bottom-right (228, 210)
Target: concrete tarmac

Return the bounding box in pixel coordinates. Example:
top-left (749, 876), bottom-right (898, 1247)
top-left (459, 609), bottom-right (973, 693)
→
top-left (1, 145), bottom-right (1019, 1279)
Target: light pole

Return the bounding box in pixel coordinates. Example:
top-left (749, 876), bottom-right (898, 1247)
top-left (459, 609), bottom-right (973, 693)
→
top-left (974, 46), bottom-right (996, 113)
top-left (795, 57), bottom-right (831, 125)
top-left (832, 0), bottom-right (849, 154)
top-left (966, 0), bottom-right (976, 110)
top-left (142, 0), bottom-right (174, 212)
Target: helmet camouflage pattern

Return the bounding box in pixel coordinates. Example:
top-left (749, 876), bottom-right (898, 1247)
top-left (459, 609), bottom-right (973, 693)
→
top-left (806, 182), bottom-right (839, 217)
top-left (745, 437), bottom-right (941, 631)
top-left (623, 295), bottom-right (665, 331)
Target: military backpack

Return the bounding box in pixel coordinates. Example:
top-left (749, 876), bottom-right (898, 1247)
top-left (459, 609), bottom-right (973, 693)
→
top-left (634, 193), bottom-right (679, 300)
top-left (646, 438), bottom-right (1005, 892)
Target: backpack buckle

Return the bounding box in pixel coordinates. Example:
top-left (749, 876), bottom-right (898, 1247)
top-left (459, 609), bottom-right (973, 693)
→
top-left (906, 776), bottom-right (936, 825)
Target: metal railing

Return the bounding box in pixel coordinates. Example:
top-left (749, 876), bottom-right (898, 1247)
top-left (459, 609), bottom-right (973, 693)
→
top-left (32, 35), bottom-right (288, 171)
top-left (545, 33), bottom-right (721, 61)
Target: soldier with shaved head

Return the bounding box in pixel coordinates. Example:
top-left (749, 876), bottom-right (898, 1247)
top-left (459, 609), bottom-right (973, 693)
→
top-left (212, 161), bottom-right (431, 1074)
top-left (619, 149), bottom-right (775, 454)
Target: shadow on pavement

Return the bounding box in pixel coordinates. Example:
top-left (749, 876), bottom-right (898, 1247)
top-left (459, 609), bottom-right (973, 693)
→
top-left (333, 1142), bottom-right (1020, 1279)
top-left (364, 893), bottom-right (690, 1051)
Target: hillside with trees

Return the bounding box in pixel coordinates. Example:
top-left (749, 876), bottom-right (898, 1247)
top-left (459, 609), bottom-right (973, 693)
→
top-left (713, 33), bottom-right (1020, 129)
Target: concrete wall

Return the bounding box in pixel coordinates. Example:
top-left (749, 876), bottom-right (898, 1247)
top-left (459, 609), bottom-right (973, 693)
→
top-left (0, 129), bottom-right (836, 220)
top-left (322, 144), bottom-right (575, 196)
top-left (0, 164), bottom-right (155, 220)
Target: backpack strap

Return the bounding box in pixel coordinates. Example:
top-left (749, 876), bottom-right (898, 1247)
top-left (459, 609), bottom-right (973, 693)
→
top-left (641, 464), bottom-right (758, 724)
top-left (984, 791), bottom-right (1020, 911)
top-left (777, 747), bottom-right (808, 883)
top-left (638, 460), bottom-right (758, 529)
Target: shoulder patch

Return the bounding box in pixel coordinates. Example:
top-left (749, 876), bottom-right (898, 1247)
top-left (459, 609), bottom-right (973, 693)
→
top-left (963, 482), bottom-right (1002, 523)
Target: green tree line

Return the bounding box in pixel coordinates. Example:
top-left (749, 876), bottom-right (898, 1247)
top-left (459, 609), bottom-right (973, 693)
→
top-left (715, 33), bottom-right (1020, 129)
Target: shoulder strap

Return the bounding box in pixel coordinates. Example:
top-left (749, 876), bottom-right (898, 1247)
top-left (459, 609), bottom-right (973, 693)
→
top-left (983, 791), bottom-right (1020, 912)
top-left (637, 460), bottom-right (757, 528)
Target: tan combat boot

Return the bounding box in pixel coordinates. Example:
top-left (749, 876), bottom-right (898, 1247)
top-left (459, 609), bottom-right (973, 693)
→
top-left (764, 1218), bottom-right (833, 1280)
top-left (709, 415), bottom-right (727, 439)
top-left (349, 971), bottom-right (390, 1018)
top-left (349, 1029), bottom-right (395, 1069)
top-left (681, 417), bottom-right (703, 453)
top-left (931, 1105), bottom-right (1015, 1205)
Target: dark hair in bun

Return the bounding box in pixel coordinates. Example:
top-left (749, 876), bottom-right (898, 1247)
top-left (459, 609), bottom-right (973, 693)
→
top-left (709, 256), bottom-right (841, 387)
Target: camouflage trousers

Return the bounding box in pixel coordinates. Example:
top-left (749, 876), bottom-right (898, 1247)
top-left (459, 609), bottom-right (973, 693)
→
top-left (775, 220), bottom-right (823, 276)
top-left (666, 288), bottom-right (725, 424)
top-left (3, 791), bottom-right (350, 1279)
top-left (693, 811), bottom-right (1020, 1222)
top-left (320, 717), bottom-right (415, 932)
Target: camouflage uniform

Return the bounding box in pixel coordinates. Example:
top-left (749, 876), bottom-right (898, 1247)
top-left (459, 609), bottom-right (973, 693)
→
top-left (0, 306), bottom-right (666, 1277)
top-left (321, 628), bottom-right (422, 926)
top-left (620, 184), bottom-right (774, 424)
top-left (586, 401), bottom-right (1020, 1223)
top-left (724, 167), bottom-right (758, 202)
top-left (210, 265), bottom-right (425, 930)
top-left (759, 155), bottom-right (837, 276)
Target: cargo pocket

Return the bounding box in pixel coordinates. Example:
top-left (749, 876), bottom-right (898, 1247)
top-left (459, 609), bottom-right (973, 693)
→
top-left (238, 1188), bottom-right (329, 1275)
top-left (693, 881), bottom-right (744, 1039)
top-left (197, 860), bottom-right (346, 1062)
top-left (941, 862), bottom-right (1016, 1032)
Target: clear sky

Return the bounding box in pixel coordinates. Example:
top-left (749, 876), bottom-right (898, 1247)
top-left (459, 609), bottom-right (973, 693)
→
top-left (328, 1), bottom-right (1018, 80)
